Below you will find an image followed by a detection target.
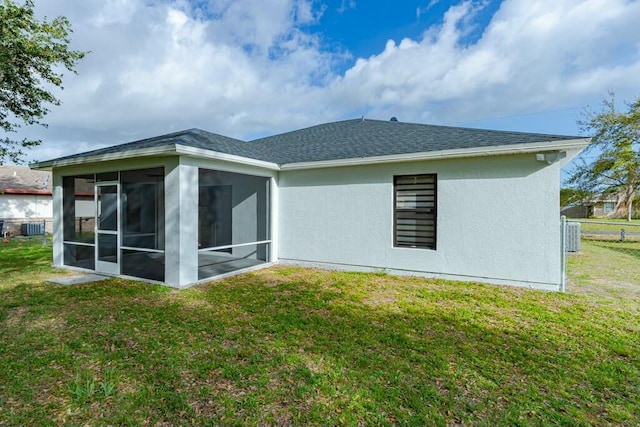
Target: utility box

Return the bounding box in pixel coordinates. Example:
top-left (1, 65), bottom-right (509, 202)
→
top-left (21, 222), bottom-right (45, 236)
top-left (566, 222), bottom-right (581, 252)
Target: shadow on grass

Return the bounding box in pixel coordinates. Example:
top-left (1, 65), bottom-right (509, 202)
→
top-left (0, 245), bottom-right (53, 277)
top-left (1, 269), bottom-right (638, 426)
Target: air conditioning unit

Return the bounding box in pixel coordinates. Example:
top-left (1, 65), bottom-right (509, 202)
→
top-left (21, 222), bottom-right (45, 236)
top-left (565, 222), bottom-right (581, 252)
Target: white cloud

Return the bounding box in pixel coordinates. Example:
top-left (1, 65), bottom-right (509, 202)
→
top-left (337, 0), bottom-right (356, 14)
top-left (17, 0), bottom-right (640, 163)
top-left (334, 0), bottom-right (640, 124)
top-left (417, 0), bottom-right (441, 19)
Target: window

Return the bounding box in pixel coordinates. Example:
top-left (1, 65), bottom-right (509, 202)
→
top-left (198, 169), bottom-right (271, 281)
top-left (394, 174), bottom-right (437, 249)
top-left (603, 201), bottom-right (615, 214)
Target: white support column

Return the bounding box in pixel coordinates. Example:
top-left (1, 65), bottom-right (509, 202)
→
top-left (270, 175), bottom-right (279, 263)
top-left (164, 159), bottom-right (199, 287)
top-left (52, 173), bottom-right (64, 267)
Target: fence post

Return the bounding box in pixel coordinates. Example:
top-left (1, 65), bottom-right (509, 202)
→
top-left (42, 219), bottom-right (47, 246)
top-left (560, 215), bottom-right (567, 292)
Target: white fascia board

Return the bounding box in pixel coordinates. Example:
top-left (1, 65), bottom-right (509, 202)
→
top-left (32, 144), bottom-right (280, 172)
top-left (31, 137), bottom-right (590, 172)
top-left (175, 145), bottom-right (279, 170)
top-left (31, 145), bottom-right (178, 170)
top-left (279, 138), bottom-right (590, 171)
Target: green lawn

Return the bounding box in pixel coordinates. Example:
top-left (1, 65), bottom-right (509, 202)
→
top-left (1, 239), bottom-right (639, 426)
top-left (569, 218), bottom-right (640, 233)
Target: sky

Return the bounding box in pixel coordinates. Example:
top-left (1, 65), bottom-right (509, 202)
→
top-left (11, 0), bottom-right (640, 175)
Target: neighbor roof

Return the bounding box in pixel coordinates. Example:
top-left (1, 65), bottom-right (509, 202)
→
top-left (33, 118), bottom-right (586, 169)
top-left (0, 165), bottom-right (52, 194)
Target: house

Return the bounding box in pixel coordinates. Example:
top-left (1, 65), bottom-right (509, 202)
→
top-left (0, 165), bottom-right (53, 235)
top-left (561, 192), bottom-right (640, 219)
top-left (32, 118), bottom-right (589, 291)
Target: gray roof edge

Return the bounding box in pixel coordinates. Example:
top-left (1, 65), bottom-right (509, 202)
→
top-left (278, 137), bottom-right (590, 170)
top-left (32, 128), bottom-right (248, 167)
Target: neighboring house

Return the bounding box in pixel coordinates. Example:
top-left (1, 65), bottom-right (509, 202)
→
top-left (589, 193), bottom-right (640, 218)
top-left (562, 193), bottom-right (640, 219)
top-left (0, 165), bottom-right (53, 235)
top-left (32, 118), bottom-right (589, 291)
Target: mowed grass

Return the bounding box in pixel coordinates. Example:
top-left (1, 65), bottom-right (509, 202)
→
top-left (1, 240), bottom-right (639, 425)
top-left (570, 218), bottom-right (640, 234)
top-left (567, 239), bottom-right (640, 302)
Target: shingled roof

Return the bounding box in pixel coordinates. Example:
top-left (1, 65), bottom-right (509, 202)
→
top-left (249, 118), bottom-right (582, 163)
top-left (47, 128), bottom-right (262, 163)
top-left (34, 118), bottom-right (585, 168)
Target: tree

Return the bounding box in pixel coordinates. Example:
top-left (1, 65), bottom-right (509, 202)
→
top-left (0, 0), bottom-right (85, 164)
top-left (568, 92), bottom-right (640, 221)
top-left (560, 187), bottom-right (590, 208)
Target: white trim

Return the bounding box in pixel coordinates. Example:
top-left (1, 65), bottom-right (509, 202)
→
top-left (63, 240), bottom-right (95, 247)
top-left (33, 144), bottom-right (279, 171)
top-left (33, 145), bottom-right (177, 169)
top-left (94, 182), bottom-right (120, 275)
top-left (279, 139), bottom-right (590, 170)
top-left (175, 146), bottom-right (279, 170)
top-left (198, 240), bottom-right (271, 252)
top-left (120, 246), bottom-right (165, 254)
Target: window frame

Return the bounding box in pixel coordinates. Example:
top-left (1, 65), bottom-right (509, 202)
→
top-left (603, 201), bottom-right (615, 214)
top-left (393, 173), bottom-right (437, 250)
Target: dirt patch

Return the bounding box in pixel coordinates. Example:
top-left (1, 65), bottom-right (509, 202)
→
top-left (3, 306), bottom-right (29, 327)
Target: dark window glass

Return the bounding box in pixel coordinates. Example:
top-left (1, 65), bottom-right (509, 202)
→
top-left (394, 174), bottom-right (437, 250)
top-left (121, 168), bottom-right (165, 250)
top-left (97, 185), bottom-right (118, 231)
top-left (122, 249), bottom-right (165, 282)
top-left (96, 172), bottom-right (118, 182)
top-left (98, 234), bottom-right (117, 262)
top-left (198, 242), bottom-right (269, 280)
top-left (63, 244), bottom-right (95, 270)
top-left (63, 175), bottom-right (95, 244)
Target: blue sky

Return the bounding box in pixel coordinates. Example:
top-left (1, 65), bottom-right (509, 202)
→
top-left (15, 0), bottom-right (640, 175)
top-left (314, 0), bottom-right (502, 62)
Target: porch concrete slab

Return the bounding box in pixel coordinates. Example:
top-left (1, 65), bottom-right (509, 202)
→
top-left (48, 274), bottom-right (109, 286)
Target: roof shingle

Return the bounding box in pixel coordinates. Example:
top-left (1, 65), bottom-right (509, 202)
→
top-left (36, 118), bottom-right (584, 167)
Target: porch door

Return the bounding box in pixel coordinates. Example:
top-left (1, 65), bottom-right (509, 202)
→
top-left (95, 183), bottom-right (120, 274)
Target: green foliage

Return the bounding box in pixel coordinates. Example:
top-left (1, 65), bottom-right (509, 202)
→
top-left (568, 92), bottom-right (640, 220)
top-left (0, 0), bottom-right (86, 164)
top-left (68, 368), bottom-right (117, 404)
top-left (560, 187), bottom-right (589, 207)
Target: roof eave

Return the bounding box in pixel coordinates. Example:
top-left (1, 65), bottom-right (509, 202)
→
top-left (30, 144), bottom-right (280, 171)
top-left (175, 146), bottom-right (279, 170)
top-left (279, 138), bottom-right (590, 170)
top-left (30, 137), bottom-right (590, 172)
top-left (30, 145), bottom-right (180, 170)
top-left (1, 189), bottom-right (52, 195)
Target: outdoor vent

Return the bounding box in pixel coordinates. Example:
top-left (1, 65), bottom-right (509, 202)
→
top-left (21, 222), bottom-right (45, 236)
top-left (565, 222), bottom-right (581, 252)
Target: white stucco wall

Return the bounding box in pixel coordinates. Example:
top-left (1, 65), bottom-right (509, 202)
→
top-left (0, 194), bottom-right (52, 218)
top-left (277, 151), bottom-right (579, 290)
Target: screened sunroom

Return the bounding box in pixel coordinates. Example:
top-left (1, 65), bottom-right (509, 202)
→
top-left (54, 158), bottom-right (273, 288)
